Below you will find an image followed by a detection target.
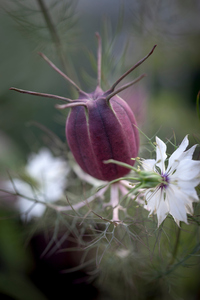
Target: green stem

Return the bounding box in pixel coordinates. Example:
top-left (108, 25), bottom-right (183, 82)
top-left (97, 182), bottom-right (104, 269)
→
top-left (37, 0), bottom-right (65, 67)
top-left (104, 159), bottom-right (138, 172)
top-left (122, 182), bottom-right (144, 203)
top-left (36, 0), bottom-right (79, 89)
top-left (168, 226), bottom-right (181, 266)
top-left (37, 0), bottom-right (60, 46)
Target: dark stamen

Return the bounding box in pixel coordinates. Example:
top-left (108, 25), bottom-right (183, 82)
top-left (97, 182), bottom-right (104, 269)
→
top-left (160, 173), bottom-right (169, 189)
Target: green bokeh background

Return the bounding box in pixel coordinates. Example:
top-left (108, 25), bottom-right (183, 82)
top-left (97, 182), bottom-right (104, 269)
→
top-left (0, 1), bottom-right (200, 299)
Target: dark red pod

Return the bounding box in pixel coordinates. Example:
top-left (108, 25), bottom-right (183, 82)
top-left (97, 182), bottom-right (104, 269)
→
top-left (10, 34), bottom-right (156, 182)
top-left (63, 35), bottom-right (156, 181)
top-left (66, 87), bottom-right (139, 181)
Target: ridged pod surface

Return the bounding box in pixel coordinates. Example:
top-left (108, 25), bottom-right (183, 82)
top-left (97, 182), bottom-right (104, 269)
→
top-left (10, 34), bottom-right (156, 182)
top-left (66, 87), bottom-right (139, 181)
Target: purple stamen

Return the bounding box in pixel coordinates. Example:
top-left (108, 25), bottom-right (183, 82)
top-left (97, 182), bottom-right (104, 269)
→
top-left (160, 173), bottom-right (169, 189)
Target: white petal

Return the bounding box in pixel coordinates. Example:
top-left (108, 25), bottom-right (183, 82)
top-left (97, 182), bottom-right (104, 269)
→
top-left (25, 148), bottom-right (69, 202)
top-left (166, 135), bottom-right (189, 173)
top-left (17, 197), bottom-right (46, 220)
top-left (26, 148), bottom-right (70, 183)
top-left (166, 185), bottom-right (188, 224)
top-left (155, 137), bottom-right (167, 173)
top-left (6, 178), bottom-right (50, 220)
top-left (40, 174), bottom-right (67, 202)
top-left (26, 148), bottom-right (53, 177)
top-left (145, 187), bottom-right (169, 226)
top-left (141, 159), bottom-right (156, 171)
top-left (180, 144), bottom-right (198, 160)
top-left (184, 202), bottom-right (194, 215)
top-left (6, 179), bottom-right (37, 199)
top-left (173, 218), bottom-right (180, 226)
top-left (173, 160), bottom-right (200, 181)
top-left (156, 190), bottom-right (169, 226)
top-left (175, 180), bottom-right (200, 201)
top-left (144, 188), bottom-right (158, 214)
top-left (145, 187), bottom-right (162, 214)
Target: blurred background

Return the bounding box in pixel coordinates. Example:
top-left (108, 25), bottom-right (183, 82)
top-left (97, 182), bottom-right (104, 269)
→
top-left (0, 0), bottom-right (200, 299)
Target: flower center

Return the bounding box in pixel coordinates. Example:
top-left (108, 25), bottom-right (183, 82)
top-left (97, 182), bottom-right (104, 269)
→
top-left (160, 173), bottom-right (169, 189)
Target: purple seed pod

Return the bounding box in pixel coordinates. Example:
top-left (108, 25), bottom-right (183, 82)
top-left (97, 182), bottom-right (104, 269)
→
top-left (10, 33), bottom-right (156, 181)
top-left (65, 88), bottom-right (140, 181)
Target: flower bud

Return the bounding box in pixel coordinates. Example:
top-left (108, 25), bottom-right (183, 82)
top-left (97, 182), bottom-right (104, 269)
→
top-left (138, 171), bottom-right (162, 188)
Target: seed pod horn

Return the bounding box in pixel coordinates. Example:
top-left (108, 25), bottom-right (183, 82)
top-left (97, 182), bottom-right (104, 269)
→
top-left (63, 35), bottom-right (156, 181)
top-left (10, 34), bottom-right (156, 181)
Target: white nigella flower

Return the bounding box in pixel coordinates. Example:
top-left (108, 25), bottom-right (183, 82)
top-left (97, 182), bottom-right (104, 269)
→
top-left (141, 135), bottom-right (200, 226)
top-left (6, 148), bottom-right (70, 220)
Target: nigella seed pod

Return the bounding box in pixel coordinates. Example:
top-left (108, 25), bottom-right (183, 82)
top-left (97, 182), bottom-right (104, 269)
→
top-left (10, 33), bottom-right (156, 181)
top-left (66, 88), bottom-right (139, 181)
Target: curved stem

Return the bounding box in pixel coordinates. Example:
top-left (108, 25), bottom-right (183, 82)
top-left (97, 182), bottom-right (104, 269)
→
top-left (104, 159), bottom-right (138, 172)
top-left (38, 52), bottom-right (86, 95)
top-left (9, 87), bottom-right (73, 103)
top-left (109, 45), bottom-right (157, 92)
top-left (110, 183), bottom-right (121, 222)
top-left (37, 0), bottom-right (61, 51)
top-left (37, 0), bottom-right (67, 74)
top-left (49, 186), bottom-right (109, 212)
top-left (0, 188), bottom-right (58, 210)
top-left (168, 226), bottom-right (181, 266)
top-left (106, 73), bottom-right (146, 102)
top-left (37, 0), bottom-right (81, 92)
top-left (55, 102), bottom-right (88, 109)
